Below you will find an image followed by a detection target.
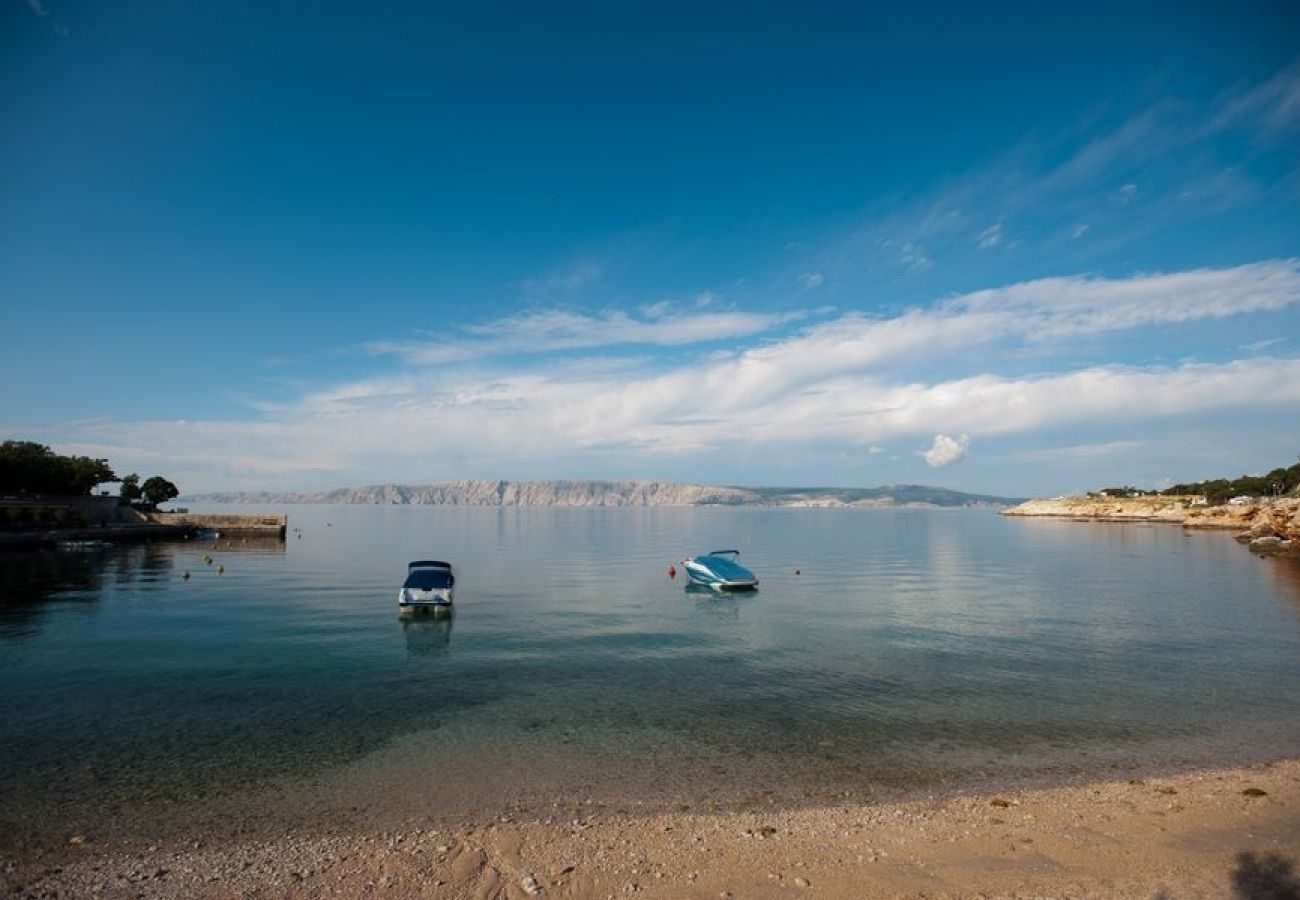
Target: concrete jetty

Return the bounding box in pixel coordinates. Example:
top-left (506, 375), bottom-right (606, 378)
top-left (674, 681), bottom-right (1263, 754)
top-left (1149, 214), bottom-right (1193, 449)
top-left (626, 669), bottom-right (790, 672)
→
top-left (149, 512), bottom-right (287, 538)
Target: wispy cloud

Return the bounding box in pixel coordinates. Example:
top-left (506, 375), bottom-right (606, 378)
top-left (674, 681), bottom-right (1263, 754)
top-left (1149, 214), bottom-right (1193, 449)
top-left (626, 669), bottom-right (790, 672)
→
top-left (514, 262), bottom-right (604, 298)
top-left (885, 240), bottom-right (933, 272)
top-left (1013, 440), bottom-right (1145, 462)
top-left (1240, 336), bottom-right (1286, 353)
top-left (799, 272), bottom-right (825, 289)
top-left (26, 0), bottom-right (49, 16)
top-left (977, 223), bottom-right (1003, 249)
top-left (1208, 59), bottom-right (1300, 137)
top-left (795, 61), bottom-right (1300, 287)
top-left (367, 305), bottom-right (808, 365)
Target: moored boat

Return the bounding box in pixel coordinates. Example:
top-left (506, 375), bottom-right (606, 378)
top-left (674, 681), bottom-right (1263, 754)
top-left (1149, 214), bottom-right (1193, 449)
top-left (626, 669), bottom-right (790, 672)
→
top-left (399, 560), bottom-right (455, 609)
top-left (681, 549), bottom-right (759, 590)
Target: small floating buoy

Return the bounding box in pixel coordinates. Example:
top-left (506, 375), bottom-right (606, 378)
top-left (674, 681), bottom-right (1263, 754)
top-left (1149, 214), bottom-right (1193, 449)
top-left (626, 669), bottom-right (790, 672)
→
top-left (668, 564), bottom-right (677, 579)
top-left (795, 569), bottom-right (801, 576)
top-left (202, 554), bottom-right (213, 565)
top-left (217, 564), bottom-right (224, 574)
top-left (182, 571), bottom-right (190, 580)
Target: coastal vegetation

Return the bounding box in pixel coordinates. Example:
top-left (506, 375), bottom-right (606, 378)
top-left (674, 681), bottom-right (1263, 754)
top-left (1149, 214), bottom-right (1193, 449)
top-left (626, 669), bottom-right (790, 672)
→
top-left (0, 440), bottom-right (179, 508)
top-left (1085, 458), bottom-right (1300, 505)
top-left (1161, 458), bottom-right (1300, 504)
top-left (0, 440), bottom-right (118, 496)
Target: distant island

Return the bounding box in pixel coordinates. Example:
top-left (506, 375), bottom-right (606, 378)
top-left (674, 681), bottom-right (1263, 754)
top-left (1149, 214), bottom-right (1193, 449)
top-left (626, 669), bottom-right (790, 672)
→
top-left (185, 479), bottom-right (1022, 509)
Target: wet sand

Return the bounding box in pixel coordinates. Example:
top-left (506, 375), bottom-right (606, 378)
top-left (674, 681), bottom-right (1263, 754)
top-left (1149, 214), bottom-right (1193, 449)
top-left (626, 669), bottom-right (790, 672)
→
top-left (6, 757), bottom-right (1298, 899)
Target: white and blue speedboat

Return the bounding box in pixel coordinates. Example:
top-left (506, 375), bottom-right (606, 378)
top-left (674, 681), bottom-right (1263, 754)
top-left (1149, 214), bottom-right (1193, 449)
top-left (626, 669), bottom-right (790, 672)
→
top-left (399, 560), bottom-right (455, 610)
top-left (681, 550), bottom-right (759, 591)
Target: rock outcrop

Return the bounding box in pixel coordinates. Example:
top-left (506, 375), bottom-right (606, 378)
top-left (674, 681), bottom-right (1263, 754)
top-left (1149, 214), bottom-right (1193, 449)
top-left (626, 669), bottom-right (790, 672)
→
top-left (1004, 495), bottom-right (1300, 557)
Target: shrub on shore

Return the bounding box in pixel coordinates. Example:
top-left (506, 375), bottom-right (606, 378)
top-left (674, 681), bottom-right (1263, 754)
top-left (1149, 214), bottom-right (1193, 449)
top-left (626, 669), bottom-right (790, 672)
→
top-left (1160, 458), bottom-right (1300, 504)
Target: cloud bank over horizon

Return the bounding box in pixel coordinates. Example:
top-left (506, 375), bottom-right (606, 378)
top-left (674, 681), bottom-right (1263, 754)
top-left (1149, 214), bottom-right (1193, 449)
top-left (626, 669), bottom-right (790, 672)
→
top-left (23, 258), bottom-right (1300, 496)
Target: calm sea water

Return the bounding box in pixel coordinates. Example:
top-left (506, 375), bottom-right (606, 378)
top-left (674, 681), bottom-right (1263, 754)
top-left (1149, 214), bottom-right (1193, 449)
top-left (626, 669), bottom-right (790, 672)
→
top-left (3, 505), bottom-right (1300, 842)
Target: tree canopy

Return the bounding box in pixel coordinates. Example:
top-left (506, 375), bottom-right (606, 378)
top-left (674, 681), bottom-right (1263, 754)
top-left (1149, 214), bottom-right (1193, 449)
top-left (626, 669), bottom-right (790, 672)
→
top-left (0, 441), bottom-right (119, 496)
top-left (119, 473), bottom-right (142, 504)
top-left (1160, 458), bottom-right (1300, 504)
top-left (140, 476), bottom-right (180, 508)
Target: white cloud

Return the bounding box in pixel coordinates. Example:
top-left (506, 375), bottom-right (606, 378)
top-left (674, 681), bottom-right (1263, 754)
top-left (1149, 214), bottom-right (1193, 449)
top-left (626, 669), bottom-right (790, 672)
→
top-left (924, 434), bottom-right (970, 467)
top-left (799, 272), bottom-right (825, 289)
top-left (1115, 182), bottom-right (1139, 202)
top-left (368, 306), bottom-right (806, 365)
top-left (977, 223), bottom-right (1003, 249)
top-left (31, 261), bottom-right (1300, 490)
top-left (26, 0), bottom-right (49, 16)
top-left (1071, 223), bottom-right (1090, 239)
top-left (51, 354), bottom-right (1300, 491)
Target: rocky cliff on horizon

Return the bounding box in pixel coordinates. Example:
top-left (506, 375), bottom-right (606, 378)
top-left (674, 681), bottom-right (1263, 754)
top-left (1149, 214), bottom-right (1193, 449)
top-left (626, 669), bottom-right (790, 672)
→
top-left (185, 479), bottom-right (1019, 509)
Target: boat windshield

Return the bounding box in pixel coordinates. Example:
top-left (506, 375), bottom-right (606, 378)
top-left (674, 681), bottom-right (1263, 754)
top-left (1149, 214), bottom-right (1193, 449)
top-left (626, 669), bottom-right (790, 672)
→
top-left (698, 554), bottom-right (754, 581)
top-left (404, 568), bottom-right (453, 590)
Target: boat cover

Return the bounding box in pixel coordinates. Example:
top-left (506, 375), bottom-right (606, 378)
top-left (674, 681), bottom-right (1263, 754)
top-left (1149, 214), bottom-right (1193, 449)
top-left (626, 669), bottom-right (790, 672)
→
top-left (404, 568), bottom-right (454, 590)
top-left (696, 554), bottom-right (756, 581)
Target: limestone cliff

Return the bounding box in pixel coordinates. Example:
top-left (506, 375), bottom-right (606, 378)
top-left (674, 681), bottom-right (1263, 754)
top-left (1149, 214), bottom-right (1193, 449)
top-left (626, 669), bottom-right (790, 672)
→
top-left (187, 480), bottom-right (1018, 509)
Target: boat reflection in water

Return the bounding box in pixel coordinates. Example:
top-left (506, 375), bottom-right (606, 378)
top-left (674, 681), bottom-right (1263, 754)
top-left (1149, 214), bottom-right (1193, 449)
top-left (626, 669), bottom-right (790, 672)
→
top-left (399, 608), bottom-right (453, 657)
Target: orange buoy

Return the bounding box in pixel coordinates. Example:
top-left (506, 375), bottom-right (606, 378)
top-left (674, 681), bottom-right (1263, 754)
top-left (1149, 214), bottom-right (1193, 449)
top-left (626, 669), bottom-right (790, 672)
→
top-left (668, 564), bottom-right (677, 579)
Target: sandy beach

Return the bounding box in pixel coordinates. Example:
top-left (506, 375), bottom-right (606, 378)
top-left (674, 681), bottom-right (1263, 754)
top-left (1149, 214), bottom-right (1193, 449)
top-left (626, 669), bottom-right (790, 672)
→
top-left (6, 756), bottom-right (1298, 899)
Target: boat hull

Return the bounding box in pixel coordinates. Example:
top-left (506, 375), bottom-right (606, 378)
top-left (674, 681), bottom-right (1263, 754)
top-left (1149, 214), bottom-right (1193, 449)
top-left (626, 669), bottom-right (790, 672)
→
top-left (681, 559), bottom-right (758, 590)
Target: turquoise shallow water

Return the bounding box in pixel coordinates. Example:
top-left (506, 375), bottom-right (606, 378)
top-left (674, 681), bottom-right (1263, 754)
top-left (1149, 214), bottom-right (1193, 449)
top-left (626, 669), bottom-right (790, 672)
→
top-left (3, 505), bottom-right (1300, 840)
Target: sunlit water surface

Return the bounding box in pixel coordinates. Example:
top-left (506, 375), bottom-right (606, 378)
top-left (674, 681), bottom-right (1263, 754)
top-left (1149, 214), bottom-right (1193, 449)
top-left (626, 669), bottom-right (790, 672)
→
top-left (3, 505), bottom-right (1300, 842)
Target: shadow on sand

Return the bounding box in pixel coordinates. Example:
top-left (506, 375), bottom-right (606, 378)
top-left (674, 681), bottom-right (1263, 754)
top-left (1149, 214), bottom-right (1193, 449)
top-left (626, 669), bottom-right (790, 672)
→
top-left (1231, 851), bottom-right (1300, 900)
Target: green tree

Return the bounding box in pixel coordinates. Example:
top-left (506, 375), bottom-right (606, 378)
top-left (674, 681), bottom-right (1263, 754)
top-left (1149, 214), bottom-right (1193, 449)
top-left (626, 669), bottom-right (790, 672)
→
top-left (119, 473), bottom-right (142, 504)
top-left (140, 476), bottom-right (180, 508)
top-left (0, 440), bottom-right (118, 495)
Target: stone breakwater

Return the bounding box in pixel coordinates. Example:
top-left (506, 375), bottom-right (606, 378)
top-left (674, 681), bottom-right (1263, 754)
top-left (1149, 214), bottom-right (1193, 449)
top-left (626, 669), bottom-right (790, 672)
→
top-left (1003, 496), bottom-right (1300, 557)
top-left (148, 512), bottom-right (287, 537)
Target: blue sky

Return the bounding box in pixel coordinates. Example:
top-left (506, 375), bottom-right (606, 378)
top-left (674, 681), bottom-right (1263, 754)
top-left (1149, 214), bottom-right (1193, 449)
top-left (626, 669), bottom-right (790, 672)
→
top-left (2, 0), bottom-right (1299, 496)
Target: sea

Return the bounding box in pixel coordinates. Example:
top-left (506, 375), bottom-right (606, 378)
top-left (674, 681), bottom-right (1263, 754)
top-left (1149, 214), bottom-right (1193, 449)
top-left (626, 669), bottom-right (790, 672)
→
top-left (3, 504), bottom-right (1299, 846)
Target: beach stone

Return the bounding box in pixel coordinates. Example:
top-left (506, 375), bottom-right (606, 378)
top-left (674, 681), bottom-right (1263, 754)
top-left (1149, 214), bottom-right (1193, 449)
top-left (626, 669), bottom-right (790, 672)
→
top-left (794, 876), bottom-right (811, 887)
top-left (521, 873), bottom-right (542, 894)
top-left (1249, 521), bottom-right (1277, 538)
top-left (990, 798), bottom-right (1011, 808)
top-left (1242, 788), bottom-right (1268, 797)
top-left (1249, 536), bottom-right (1285, 554)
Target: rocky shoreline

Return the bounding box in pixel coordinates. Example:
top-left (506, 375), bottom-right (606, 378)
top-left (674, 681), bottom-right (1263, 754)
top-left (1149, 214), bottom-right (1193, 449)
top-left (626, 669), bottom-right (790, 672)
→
top-left (6, 758), bottom-right (1297, 899)
top-left (1003, 496), bottom-right (1300, 557)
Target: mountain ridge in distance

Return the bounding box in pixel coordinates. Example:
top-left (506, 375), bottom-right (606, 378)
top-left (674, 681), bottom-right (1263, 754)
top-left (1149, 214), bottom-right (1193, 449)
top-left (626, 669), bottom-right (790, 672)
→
top-left (184, 479), bottom-right (1023, 508)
